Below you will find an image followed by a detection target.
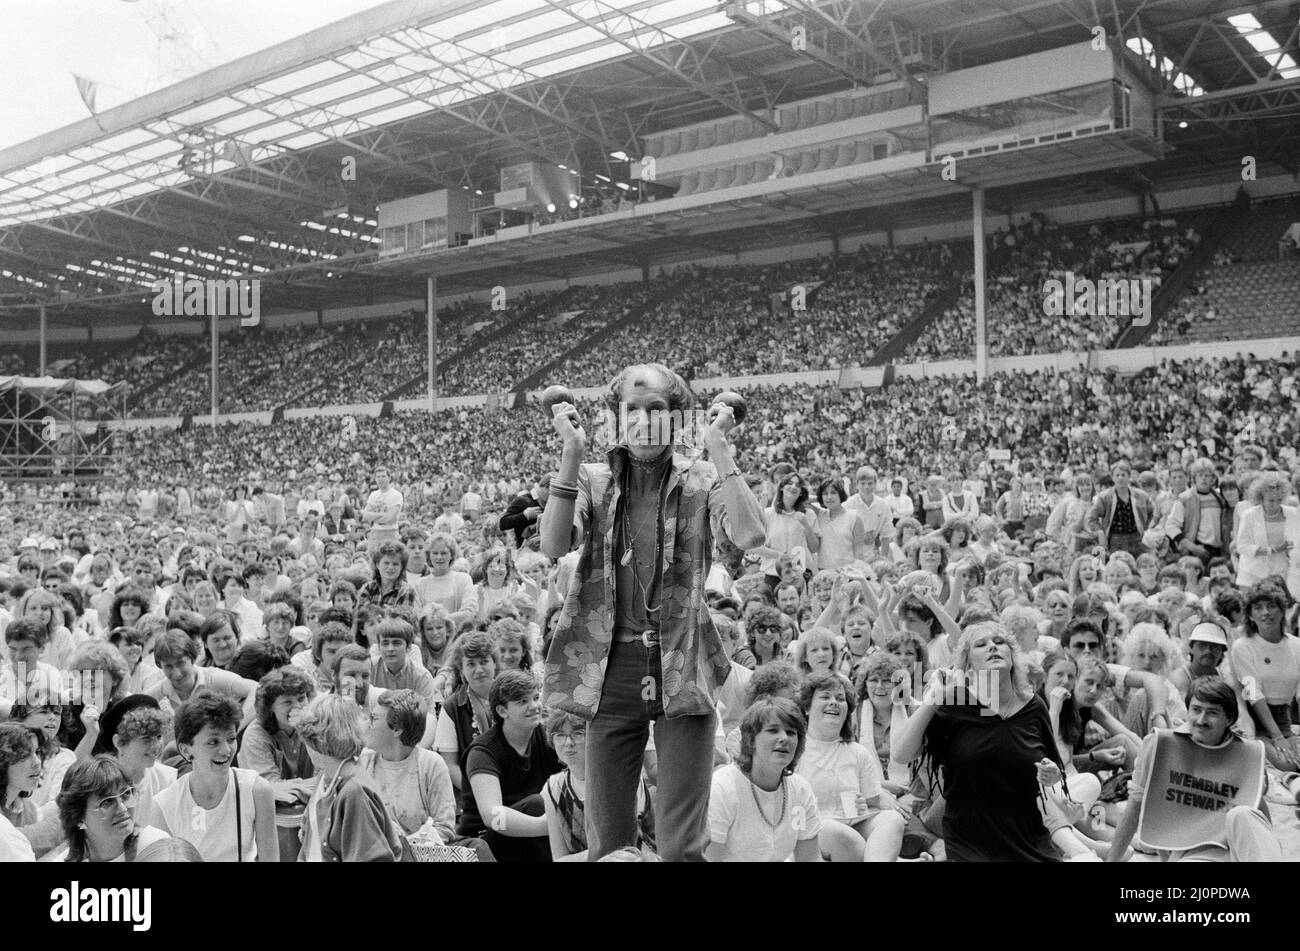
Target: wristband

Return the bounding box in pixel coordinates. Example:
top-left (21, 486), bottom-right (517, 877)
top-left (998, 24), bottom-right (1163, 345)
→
top-left (548, 479), bottom-right (579, 501)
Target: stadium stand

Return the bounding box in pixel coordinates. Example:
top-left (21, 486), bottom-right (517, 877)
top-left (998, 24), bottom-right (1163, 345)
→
top-left (1151, 197), bottom-right (1300, 344)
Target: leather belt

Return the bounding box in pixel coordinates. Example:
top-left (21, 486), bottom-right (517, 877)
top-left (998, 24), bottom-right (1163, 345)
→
top-left (614, 628), bottom-right (659, 647)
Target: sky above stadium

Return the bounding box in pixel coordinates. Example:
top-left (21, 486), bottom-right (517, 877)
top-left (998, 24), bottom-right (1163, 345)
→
top-left (0, 0), bottom-right (392, 151)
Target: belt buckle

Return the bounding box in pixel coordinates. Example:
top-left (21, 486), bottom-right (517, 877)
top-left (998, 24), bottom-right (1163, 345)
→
top-left (641, 629), bottom-right (657, 649)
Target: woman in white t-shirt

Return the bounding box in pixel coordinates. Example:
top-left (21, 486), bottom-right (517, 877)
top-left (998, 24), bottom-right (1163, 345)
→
top-left (707, 696), bottom-right (821, 862)
top-left (148, 693), bottom-right (278, 862)
top-left (50, 756), bottom-right (170, 862)
top-left (1231, 586), bottom-right (1300, 769)
top-left (797, 672), bottom-right (904, 861)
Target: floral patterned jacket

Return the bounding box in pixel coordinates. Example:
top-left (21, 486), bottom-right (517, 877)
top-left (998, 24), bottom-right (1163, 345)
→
top-left (543, 447), bottom-right (747, 719)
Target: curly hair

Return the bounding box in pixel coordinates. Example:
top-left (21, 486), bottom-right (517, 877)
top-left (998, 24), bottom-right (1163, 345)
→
top-left (1246, 469), bottom-right (1289, 506)
top-left (66, 640), bottom-right (129, 709)
top-left (1120, 622), bottom-right (1180, 675)
top-left (109, 587), bottom-right (153, 631)
top-left (1242, 585), bottom-right (1289, 637)
top-left (114, 706), bottom-right (169, 747)
top-left (855, 650), bottom-right (905, 705)
top-left (740, 659), bottom-right (802, 708)
top-left (370, 540), bottom-right (409, 575)
top-left (471, 547), bottom-right (519, 587)
top-left (745, 605), bottom-right (787, 664)
top-left (0, 722), bottom-right (41, 805)
top-left (255, 666), bottom-right (316, 735)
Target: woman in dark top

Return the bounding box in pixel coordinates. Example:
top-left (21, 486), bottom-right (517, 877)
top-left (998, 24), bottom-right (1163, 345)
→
top-left (458, 670), bottom-right (560, 862)
top-left (892, 621), bottom-right (1065, 862)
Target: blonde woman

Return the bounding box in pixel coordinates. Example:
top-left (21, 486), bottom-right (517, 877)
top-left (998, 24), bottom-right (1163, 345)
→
top-left (1066, 555), bottom-right (1102, 597)
top-left (1234, 471), bottom-right (1300, 598)
top-left (1112, 622), bottom-right (1187, 734)
top-left (892, 622), bottom-right (1064, 862)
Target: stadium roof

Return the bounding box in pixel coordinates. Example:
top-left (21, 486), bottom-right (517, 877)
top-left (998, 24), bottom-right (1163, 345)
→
top-left (2, 0), bottom-right (1299, 326)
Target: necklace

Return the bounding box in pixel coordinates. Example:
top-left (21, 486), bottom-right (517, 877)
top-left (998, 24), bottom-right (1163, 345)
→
top-left (468, 691), bottom-right (491, 734)
top-left (618, 458), bottom-right (669, 616)
top-left (747, 774), bottom-right (787, 828)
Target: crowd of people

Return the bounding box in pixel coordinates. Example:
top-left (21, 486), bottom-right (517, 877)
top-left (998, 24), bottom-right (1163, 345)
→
top-left (0, 348), bottom-right (1298, 863)
top-left (552, 245), bottom-right (948, 386)
top-left (906, 212), bottom-right (1203, 361)
top-left (13, 202), bottom-right (1298, 425)
top-left (437, 280), bottom-right (668, 396)
top-left (2, 351), bottom-right (1295, 534)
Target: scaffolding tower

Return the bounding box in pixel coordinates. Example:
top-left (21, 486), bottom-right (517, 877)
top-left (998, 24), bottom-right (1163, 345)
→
top-left (0, 376), bottom-right (124, 482)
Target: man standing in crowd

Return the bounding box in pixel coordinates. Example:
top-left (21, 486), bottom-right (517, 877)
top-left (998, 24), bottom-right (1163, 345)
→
top-left (886, 476), bottom-right (914, 523)
top-left (363, 467), bottom-right (403, 553)
top-left (1164, 458), bottom-right (1231, 567)
top-left (1087, 460), bottom-right (1154, 558)
top-left (252, 484), bottom-right (286, 533)
top-left (540, 363), bottom-right (765, 861)
top-left (845, 466), bottom-right (893, 558)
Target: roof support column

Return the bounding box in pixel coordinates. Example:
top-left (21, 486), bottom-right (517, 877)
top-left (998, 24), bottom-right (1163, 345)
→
top-left (973, 187), bottom-right (988, 384)
top-left (210, 312), bottom-right (220, 425)
top-left (427, 275), bottom-right (438, 413)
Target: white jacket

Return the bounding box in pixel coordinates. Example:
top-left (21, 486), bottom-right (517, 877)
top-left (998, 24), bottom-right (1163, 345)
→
top-left (1234, 503), bottom-right (1300, 599)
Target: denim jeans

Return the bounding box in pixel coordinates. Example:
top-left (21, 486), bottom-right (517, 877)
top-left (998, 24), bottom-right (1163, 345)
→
top-left (585, 637), bottom-right (716, 861)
